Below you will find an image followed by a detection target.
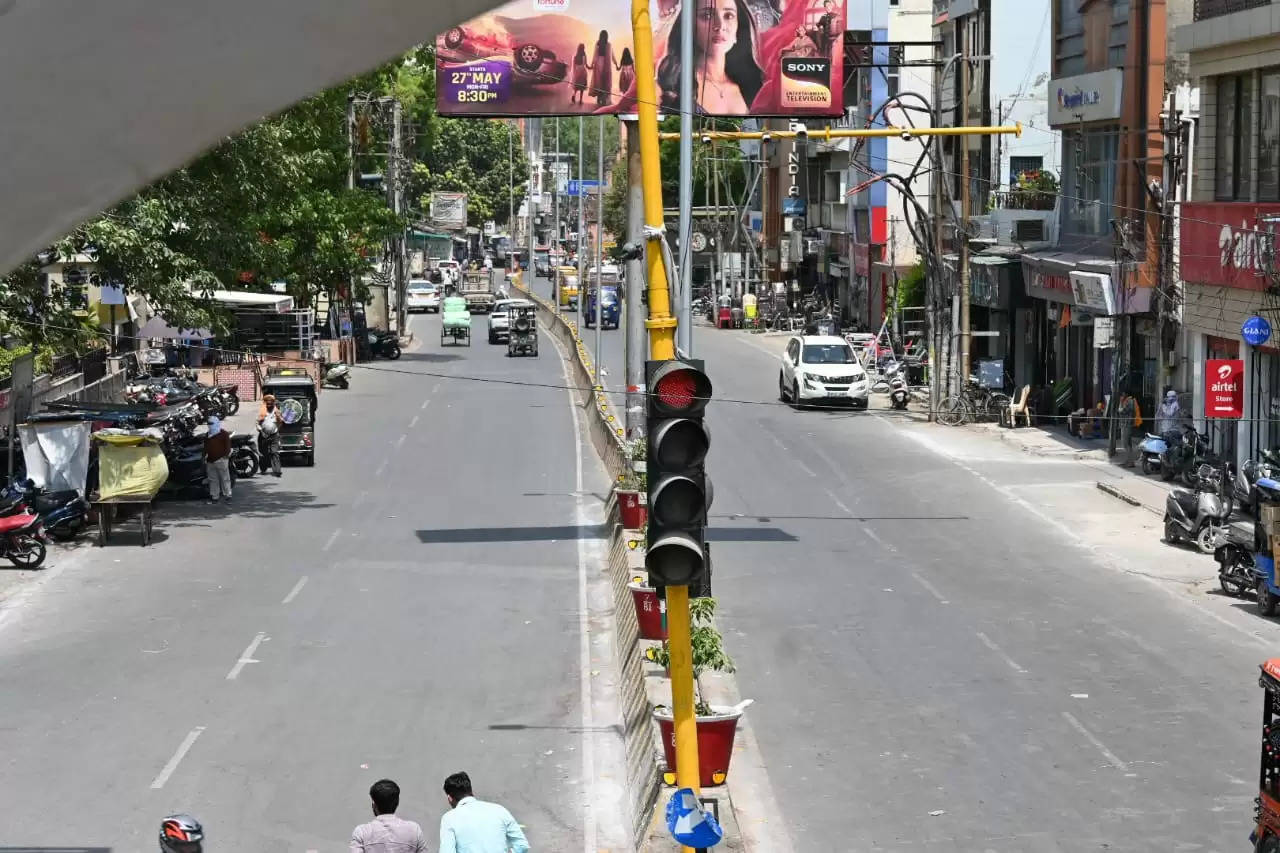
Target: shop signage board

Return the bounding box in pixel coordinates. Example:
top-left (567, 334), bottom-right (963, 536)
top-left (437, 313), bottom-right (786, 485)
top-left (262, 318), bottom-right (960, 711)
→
top-left (1047, 68), bottom-right (1123, 126)
top-left (1206, 358), bottom-right (1245, 419)
top-left (1022, 265), bottom-right (1072, 302)
top-left (1180, 202), bottom-right (1280, 289)
top-left (1243, 314), bottom-right (1273, 347)
top-left (1069, 271), bottom-right (1115, 314)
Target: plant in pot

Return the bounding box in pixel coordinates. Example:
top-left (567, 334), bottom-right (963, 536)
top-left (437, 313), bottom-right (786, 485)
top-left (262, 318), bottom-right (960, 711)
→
top-left (650, 597), bottom-right (750, 787)
top-left (615, 469), bottom-right (647, 530)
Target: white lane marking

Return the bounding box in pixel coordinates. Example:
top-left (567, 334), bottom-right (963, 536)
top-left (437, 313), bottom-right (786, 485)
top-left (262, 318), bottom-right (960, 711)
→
top-left (976, 631), bottom-right (1027, 673)
top-left (150, 727), bottom-right (206, 789)
top-left (863, 527), bottom-right (898, 553)
top-left (395, 433), bottom-right (406, 449)
top-left (548, 327), bottom-right (600, 853)
top-left (824, 488), bottom-right (853, 516)
top-left (374, 458), bottom-right (388, 477)
top-left (321, 528), bottom-right (342, 552)
top-left (421, 399), bottom-right (431, 410)
top-left (1062, 711), bottom-right (1127, 771)
top-left (911, 572), bottom-right (949, 605)
top-left (281, 576), bottom-right (308, 605)
top-left (225, 632), bottom-right (267, 680)
top-left (409, 415), bottom-right (419, 428)
top-left (796, 459), bottom-right (817, 478)
top-left (432, 382), bottom-right (442, 394)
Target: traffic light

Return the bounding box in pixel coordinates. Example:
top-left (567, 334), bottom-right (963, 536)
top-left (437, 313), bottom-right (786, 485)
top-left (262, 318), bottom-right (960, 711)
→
top-left (646, 359), bottom-right (712, 587)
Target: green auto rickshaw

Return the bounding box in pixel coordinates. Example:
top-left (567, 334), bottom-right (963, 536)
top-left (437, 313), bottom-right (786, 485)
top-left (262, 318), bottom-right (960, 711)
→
top-left (261, 370), bottom-right (318, 467)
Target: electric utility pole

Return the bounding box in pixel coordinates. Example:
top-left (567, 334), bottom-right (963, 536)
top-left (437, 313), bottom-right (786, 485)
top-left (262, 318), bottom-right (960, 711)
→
top-left (677, 0), bottom-right (694, 355)
top-left (959, 39), bottom-right (971, 387)
top-left (577, 116), bottom-right (586, 330)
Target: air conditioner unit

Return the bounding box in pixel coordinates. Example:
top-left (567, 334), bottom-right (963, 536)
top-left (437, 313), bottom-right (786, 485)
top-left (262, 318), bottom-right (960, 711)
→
top-left (785, 216), bottom-right (805, 232)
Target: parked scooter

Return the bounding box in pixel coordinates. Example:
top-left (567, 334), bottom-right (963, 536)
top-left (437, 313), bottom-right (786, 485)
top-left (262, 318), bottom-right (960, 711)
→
top-left (1138, 431), bottom-right (1175, 476)
top-left (888, 375), bottom-right (909, 410)
top-left (368, 331), bottom-right (402, 360)
top-left (322, 361), bottom-right (351, 390)
top-left (1233, 449), bottom-right (1280, 514)
top-left (1164, 463), bottom-right (1234, 553)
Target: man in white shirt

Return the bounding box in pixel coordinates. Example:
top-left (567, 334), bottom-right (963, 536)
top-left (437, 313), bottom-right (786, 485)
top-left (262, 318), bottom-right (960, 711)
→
top-left (439, 771), bottom-right (530, 853)
top-left (351, 778), bottom-right (428, 853)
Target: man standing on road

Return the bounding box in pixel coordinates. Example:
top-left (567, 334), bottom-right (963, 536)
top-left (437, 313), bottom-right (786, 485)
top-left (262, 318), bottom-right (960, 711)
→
top-left (351, 778), bottom-right (428, 853)
top-left (257, 394), bottom-right (283, 477)
top-left (203, 415), bottom-right (232, 505)
top-left (439, 771), bottom-right (529, 853)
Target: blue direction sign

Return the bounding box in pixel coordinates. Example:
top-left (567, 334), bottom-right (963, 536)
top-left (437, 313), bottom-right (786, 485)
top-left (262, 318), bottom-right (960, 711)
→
top-left (1243, 314), bottom-right (1272, 347)
top-left (565, 179), bottom-right (601, 197)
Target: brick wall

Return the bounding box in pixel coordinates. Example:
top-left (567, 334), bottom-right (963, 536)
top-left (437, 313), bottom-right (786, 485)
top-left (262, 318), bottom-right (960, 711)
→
top-left (214, 366), bottom-right (259, 401)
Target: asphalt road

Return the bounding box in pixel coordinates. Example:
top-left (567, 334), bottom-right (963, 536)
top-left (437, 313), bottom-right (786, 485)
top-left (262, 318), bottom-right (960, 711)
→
top-left (0, 311), bottom-right (618, 850)
top-left (531, 270), bottom-right (1274, 851)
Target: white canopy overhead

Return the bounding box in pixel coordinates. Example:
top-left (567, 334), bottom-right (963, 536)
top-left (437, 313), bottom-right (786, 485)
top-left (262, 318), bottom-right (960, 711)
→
top-left (0, 0), bottom-right (499, 276)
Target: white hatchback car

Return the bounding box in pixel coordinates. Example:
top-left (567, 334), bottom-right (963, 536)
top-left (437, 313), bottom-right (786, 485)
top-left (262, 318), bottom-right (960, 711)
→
top-left (778, 335), bottom-right (870, 408)
top-left (406, 280), bottom-right (441, 313)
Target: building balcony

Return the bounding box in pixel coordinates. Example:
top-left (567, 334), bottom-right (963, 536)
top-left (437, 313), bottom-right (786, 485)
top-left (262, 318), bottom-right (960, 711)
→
top-left (1178, 0), bottom-right (1280, 53)
top-left (983, 194), bottom-right (1059, 248)
top-left (990, 189), bottom-right (1057, 212)
top-left (1194, 0), bottom-right (1270, 21)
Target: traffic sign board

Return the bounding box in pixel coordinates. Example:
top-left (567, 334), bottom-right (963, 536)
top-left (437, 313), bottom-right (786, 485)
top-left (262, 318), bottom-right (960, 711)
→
top-left (566, 179), bottom-right (601, 197)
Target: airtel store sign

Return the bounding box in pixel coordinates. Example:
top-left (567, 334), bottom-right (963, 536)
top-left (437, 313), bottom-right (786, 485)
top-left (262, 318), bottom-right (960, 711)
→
top-left (1206, 359), bottom-right (1245, 419)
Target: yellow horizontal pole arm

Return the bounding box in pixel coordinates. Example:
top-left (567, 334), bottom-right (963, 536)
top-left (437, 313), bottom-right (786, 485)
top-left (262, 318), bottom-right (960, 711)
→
top-left (657, 123), bottom-right (1022, 142)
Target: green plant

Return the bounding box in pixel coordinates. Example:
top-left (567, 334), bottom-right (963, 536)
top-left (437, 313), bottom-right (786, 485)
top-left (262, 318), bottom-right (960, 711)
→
top-left (628, 439), bottom-right (647, 462)
top-left (618, 469), bottom-right (647, 491)
top-left (650, 597), bottom-right (735, 716)
top-left (1007, 169), bottom-right (1059, 211)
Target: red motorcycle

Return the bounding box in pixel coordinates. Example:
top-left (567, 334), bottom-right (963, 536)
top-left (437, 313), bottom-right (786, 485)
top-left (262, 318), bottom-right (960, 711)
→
top-left (0, 511), bottom-right (46, 568)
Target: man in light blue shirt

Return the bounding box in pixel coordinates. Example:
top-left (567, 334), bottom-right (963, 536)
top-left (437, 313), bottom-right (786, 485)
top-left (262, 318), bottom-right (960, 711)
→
top-left (439, 771), bottom-right (530, 853)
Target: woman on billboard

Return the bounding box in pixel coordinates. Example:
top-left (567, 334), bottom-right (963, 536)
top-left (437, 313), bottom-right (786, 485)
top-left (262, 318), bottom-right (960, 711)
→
top-left (590, 30), bottom-right (616, 106)
top-left (657, 0), bottom-right (762, 114)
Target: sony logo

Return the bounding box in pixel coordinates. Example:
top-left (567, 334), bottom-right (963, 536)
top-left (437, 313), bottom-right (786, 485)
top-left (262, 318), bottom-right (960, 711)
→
top-left (789, 63), bottom-right (825, 73)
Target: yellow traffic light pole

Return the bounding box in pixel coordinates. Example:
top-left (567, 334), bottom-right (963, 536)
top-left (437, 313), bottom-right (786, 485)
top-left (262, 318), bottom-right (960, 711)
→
top-left (631, 0), bottom-right (699, 841)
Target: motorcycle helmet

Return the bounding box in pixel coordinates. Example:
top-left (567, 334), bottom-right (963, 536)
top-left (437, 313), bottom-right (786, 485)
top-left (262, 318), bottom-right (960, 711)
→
top-left (160, 814), bottom-right (204, 853)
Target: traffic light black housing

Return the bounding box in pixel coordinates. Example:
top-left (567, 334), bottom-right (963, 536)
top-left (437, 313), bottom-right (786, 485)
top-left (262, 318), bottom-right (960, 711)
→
top-left (646, 359), bottom-right (712, 587)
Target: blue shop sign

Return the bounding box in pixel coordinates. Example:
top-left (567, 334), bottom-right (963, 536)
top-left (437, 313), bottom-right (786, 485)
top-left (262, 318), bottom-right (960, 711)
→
top-left (1243, 314), bottom-right (1272, 347)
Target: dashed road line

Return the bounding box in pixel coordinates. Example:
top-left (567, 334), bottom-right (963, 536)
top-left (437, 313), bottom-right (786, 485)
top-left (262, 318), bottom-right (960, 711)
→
top-left (911, 572), bottom-right (949, 605)
top-left (225, 632), bottom-right (267, 680)
top-left (1062, 711), bottom-right (1127, 771)
top-left (322, 528), bottom-right (342, 552)
top-left (395, 433), bottom-right (406, 449)
top-left (421, 399), bottom-right (431, 410)
top-left (374, 458), bottom-right (388, 477)
top-left (976, 631), bottom-right (1027, 673)
top-left (150, 726), bottom-right (206, 789)
top-left (409, 414), bottom-right (419, 428)
top-left (281, 576), bottom-right (308, 605)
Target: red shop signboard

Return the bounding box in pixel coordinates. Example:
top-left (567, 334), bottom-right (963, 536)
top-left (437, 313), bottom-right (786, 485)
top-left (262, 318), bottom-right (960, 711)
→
top-left (1180, 202), bottom-right (1280, 289)
top-left (1205, 359), bottom-right (1245, 419)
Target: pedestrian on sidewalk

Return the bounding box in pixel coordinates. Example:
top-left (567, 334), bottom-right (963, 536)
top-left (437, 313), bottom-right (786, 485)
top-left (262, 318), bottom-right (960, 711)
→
top-left (350, 778), bottom-right (428, 853)
top-left (203, 415), bottom-right (232, 505)
top-left (257, 394), bottom-right (283, 477)
top-left (1156, 389), bottom-right (1183, 435)
top-left (1117, 390), bottom-right (1142, 468)
top-left (439, 771), bottom-right (529, 853)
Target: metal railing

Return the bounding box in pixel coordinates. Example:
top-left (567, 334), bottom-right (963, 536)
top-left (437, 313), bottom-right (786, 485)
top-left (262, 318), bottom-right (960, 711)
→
top-left (990, 189), bottom-right (1058, 212)
top-left (1194, 0), bottom-right (1269, 21)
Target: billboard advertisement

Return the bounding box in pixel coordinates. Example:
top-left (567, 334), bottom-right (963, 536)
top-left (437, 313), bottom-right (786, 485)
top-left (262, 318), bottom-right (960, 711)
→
top-left (430, 192), bottom-right (468, 230)
top-left (436, 0), bottom-right (846, 118)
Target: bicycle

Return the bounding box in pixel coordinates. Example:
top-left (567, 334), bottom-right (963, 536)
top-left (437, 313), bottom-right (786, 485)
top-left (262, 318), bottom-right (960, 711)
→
top-left (936, 381), bottom-right (1011, 426)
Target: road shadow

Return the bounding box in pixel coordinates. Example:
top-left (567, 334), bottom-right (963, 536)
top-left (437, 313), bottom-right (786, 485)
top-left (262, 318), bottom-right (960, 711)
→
top-left (396, 351), bottom-right (465, 364)
top-left (415, 523), bottom-right (797, 543)
top-left (155, 479), bottom-right (335, 526)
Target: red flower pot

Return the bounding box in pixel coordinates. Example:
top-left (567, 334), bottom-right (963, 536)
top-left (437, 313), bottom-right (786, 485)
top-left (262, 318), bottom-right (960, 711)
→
top-left (617, 489), bottom-right (647, 529)
top-left (629, 582), bottom-right (667, 640)
top-left (654, 706), bottom-right (744, 788)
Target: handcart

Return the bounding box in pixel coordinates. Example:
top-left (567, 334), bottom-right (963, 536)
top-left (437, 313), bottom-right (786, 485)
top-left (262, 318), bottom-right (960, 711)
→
top-left (441, 295), bottom-right (472, 346)
top-left (90, 431), bottom-right (168, 547)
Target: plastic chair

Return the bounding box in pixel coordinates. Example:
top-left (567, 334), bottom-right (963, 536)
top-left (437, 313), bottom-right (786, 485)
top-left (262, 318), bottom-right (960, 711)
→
top-left (1007, 385), bottom-right (1032, 428)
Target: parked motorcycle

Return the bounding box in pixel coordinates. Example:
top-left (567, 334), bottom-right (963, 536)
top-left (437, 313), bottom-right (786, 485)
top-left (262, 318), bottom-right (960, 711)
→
top-left (214, 383), bottom-right (240, 416)
top-left (368, 331), bottom-right (402, 360)
top-left (229, 433), bottom-right (259, 479)
top-left (323, 361), bottom-right (351, 390)
top-left (1, 480), bottom-right (90, 542)
top-left (0, 508), bottom-right (46, 568)
top-left (1161, 426), bottom-right (1214, 487)
top-left (888, 375), bottom-right (909, 411)
top-left (1164, 463), bottom-right (1234, 553)
top-left (1213, 518), bottom-right (1256, 597)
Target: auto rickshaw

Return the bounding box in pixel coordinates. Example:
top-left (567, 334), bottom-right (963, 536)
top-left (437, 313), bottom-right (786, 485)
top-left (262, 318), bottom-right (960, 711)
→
top-left (1253, 659), bottom-right (1280, 849)
top-left (555, 266), bottom-right (579, 309)
top-left (260, 370), bottom-right (318, 467)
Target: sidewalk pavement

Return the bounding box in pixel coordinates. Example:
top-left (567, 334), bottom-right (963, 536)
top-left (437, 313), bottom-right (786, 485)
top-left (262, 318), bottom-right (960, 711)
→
top-left (966, 420), bottom-right (1175, 516)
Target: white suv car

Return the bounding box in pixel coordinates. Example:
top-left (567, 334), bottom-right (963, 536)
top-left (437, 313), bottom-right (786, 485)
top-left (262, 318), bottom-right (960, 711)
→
top-left (778, 335), bottom-right (869, 409)
top-left (488, 298), bottom-right (533, 344)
